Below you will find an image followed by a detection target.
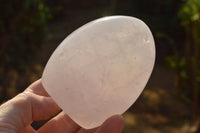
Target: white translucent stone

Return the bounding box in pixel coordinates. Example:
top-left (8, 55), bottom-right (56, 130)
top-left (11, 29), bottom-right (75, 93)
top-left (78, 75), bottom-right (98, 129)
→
top-left (42, 16), bottom-right (155, 129)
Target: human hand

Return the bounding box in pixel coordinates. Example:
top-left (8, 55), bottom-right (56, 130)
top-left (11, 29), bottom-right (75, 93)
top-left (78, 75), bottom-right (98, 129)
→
top-left (0, 79), bottom-right (124, 133)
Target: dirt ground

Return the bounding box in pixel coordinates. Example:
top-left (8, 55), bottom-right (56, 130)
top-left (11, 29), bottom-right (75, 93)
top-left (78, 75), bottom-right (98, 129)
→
top-left (123, 65), bottom-right (193, 133)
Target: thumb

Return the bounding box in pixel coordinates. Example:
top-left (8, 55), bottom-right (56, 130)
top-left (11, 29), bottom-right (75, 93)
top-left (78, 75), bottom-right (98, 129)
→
top-left (96, 115), bottom-right (124, 133)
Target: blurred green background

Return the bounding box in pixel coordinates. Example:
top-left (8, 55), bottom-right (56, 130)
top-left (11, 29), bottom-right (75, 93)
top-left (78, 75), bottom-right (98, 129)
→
top-left (0, 0), bottom-right (200, 132)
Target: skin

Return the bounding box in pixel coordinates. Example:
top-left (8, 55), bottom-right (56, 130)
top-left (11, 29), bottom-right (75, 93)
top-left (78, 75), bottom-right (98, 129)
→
top-left (0, 79), bottom-right (124, 133)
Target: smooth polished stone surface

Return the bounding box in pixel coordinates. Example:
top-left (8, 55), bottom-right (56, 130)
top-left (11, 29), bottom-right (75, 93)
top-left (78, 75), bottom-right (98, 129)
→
top-left (42, 16), bottom-right (155, 129)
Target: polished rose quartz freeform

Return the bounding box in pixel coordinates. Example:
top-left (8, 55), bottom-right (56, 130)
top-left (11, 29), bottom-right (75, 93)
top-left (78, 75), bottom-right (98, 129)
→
top-left (42, 16), bottom-right (155, 129)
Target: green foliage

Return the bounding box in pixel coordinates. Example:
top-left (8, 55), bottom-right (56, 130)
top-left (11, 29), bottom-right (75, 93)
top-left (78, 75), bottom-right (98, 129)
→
top-left (165, 56), bottom-right (188, 81)
top-left (0, 0), bottom-right (50, 100)
top-left (0, 0), bottom-right (50, 67)
top-left (178, 0), bottom-right (200, 26)
top-left (178, 0), bottom-right (200, 51)
top-left (178, 0), bottom-right (200, 83)
top-left (166, 0), bottom-right (200, 117)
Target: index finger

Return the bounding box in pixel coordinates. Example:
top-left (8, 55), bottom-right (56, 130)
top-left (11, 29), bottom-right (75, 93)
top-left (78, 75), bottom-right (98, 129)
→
top-left (26, 79), bottom-right (50, 97)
